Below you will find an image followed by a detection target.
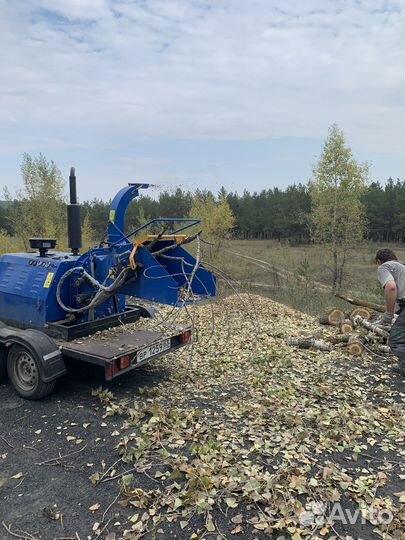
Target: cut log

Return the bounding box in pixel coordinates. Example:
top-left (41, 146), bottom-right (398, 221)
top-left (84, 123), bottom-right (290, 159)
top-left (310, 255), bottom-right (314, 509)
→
top-left (319, 308), bottom-right (345, 326)
top-left (330, 334), bottom-right (350, 344)
top-left (349, 307), bottom-right (373, 320)
top-left (334, 342), bottom-right (348, 348)
top-left (364, 335), bottom-right (385, 344)
top-left (335, 293), bottom-right (385, 313)
top-left (346, 338), bottom-right (365, 356)
top-left (287, 338), bottom-right (332, 352)
top-left (340, 319), bottom-right (354, 334)
top-left (353, 315), bottom-right (389, 339)
top-left (357, 328), bottom-right (370, 336)
top-left (361, 341), bottom-right (391, 355)
top-left (347, 342), bottom-right (364, 356)
top-left (376, 345), bottom-right (391, 354)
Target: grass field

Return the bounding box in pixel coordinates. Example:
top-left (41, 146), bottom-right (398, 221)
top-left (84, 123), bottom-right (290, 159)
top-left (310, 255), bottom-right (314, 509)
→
top-left (217, 240), bottom-right (405, 315)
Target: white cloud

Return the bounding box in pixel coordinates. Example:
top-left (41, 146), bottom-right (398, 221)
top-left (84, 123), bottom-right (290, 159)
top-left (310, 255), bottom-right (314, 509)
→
top-left (0, 0), bottom-right (404, 154)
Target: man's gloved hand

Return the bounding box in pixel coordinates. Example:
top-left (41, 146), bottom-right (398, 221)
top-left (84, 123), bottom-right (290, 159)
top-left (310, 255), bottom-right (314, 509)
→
top-left (373, 312), bottom-right (394, 329)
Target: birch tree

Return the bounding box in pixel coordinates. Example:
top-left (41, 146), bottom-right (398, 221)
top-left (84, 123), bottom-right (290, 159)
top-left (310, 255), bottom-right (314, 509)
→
top-left (5, 153), bottom-right (67, 248)
top-left (310, 124), bottom-right (368, 292)
top-left (189, 191), bottom-right (235, 249)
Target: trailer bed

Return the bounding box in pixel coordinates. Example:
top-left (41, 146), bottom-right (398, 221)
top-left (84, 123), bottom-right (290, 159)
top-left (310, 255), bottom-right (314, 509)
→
top-left (57, 326), bottom-right (190, 379)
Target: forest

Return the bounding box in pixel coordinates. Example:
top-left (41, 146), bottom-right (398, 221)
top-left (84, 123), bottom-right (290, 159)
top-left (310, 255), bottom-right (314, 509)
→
top-left (1, 177), bottom-right (403, 244)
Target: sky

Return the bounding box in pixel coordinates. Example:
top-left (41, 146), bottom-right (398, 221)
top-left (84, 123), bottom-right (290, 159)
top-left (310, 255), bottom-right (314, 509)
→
top-left (0, 0), bottom-right (404, 201)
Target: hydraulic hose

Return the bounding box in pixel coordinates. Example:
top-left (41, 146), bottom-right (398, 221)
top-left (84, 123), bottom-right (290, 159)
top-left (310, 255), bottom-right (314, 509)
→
top-left (56, 265), bottom-right (133, 314)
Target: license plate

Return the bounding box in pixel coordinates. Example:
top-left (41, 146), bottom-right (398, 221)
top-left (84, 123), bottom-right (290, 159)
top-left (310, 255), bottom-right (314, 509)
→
top-left (135, 338), bottom-right (171, 364)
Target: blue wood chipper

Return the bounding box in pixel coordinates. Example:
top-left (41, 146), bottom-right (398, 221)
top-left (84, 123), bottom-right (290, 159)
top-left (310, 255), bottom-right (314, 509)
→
top-left (0, 169), bottom-right (216, 399)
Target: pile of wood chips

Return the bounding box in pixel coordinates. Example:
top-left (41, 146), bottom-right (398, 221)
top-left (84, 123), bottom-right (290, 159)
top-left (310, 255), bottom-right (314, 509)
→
top-left (90, 293), bottom-right (405, 540)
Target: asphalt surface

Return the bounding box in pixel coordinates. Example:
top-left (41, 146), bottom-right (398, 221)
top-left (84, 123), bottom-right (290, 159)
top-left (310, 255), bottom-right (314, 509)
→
top-left (0, 359), bottom-right (164, 540)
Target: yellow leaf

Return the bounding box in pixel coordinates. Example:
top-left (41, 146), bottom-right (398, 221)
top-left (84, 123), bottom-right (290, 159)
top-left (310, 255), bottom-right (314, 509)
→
top-left (225, 497), bottom-right (238, 508)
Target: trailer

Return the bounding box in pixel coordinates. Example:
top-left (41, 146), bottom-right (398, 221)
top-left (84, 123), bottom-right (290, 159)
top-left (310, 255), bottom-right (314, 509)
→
top-left (0, 169), bottom-right (215, 399)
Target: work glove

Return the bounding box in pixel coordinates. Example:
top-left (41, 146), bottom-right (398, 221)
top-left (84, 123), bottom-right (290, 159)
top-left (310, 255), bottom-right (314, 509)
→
top-left (373, 312), bottom-right (394, 329)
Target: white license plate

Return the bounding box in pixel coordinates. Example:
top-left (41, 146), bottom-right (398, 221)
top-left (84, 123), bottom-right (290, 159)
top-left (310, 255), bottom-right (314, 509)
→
top-left (136, 338), bottom-right (171, 364)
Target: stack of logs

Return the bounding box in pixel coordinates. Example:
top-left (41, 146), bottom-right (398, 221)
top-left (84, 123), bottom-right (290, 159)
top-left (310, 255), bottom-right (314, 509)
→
top-left (288, 297), bottom-right (391, 357)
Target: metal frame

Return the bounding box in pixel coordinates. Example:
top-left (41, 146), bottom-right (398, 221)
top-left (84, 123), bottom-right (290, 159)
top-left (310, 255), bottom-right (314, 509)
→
top-left (109, 217), bottom-right (201, 248)
top-left (46, 306), bottom-right (149, 341)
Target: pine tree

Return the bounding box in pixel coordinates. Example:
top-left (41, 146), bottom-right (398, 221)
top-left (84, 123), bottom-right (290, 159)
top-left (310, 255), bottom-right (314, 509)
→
top-left (81, 213), bottom-right (97, 251)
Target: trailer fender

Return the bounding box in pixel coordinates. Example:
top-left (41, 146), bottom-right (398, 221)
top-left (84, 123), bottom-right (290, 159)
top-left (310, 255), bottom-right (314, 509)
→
top-left (0, 327), bottom-right (66, 383)
top-left (138, 304), bottom-right (156, 318)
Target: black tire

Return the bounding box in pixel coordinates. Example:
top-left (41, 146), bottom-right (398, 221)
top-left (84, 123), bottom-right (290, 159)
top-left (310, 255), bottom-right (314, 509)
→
top-left (7, 344), bottom-right (56, 400)
top-left (0, 346), bottom-right (6, 380)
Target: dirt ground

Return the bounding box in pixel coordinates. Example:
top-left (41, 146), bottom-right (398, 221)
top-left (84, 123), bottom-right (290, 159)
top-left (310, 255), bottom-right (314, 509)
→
top-left (0, 360), bottom-right (164, 540)
top-left (2, 357), bottom-right (405, 540)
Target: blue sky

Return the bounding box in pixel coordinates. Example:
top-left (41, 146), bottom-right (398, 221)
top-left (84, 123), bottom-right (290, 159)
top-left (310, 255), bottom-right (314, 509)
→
top-left (0, 0), bottom-right (404, 201)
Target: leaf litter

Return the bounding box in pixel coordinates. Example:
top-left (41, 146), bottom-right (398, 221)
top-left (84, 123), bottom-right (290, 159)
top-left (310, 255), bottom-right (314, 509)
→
top-left (90, 293), bottom-right (405, 539)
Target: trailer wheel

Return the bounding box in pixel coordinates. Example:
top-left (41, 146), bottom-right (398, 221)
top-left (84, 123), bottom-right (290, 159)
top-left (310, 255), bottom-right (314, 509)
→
top-left (0, 346), bottom-right (7, 380)
top-left (7, 344), bottom-right (56, 400)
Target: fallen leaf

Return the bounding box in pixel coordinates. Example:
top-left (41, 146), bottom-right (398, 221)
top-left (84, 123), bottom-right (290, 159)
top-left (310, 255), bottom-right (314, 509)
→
top-left (122, 473), bottom-right (134, 489)
top-left (206, 517), bottom-right (215, 532)
top-left (225, 497), bottom-right (238, 508)
top-left (89, 472), bottom-right (100, 484)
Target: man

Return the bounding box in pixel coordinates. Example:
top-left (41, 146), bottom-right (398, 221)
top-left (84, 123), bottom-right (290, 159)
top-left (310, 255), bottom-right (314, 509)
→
top-left (375, 248), bottom-right (405, 374)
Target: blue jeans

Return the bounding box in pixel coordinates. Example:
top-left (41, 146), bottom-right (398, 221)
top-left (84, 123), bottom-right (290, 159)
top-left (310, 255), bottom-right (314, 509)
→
top-left (389, 308), bottom-right (405, 371)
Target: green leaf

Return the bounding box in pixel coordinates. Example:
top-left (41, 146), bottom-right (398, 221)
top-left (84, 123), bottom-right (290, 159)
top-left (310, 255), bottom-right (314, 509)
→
top-left (122, 473), bottom-right (134, 489)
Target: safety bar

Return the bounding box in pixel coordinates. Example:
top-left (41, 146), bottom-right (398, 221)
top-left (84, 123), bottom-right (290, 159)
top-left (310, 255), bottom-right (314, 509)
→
top-left (109, 218), bottom-right (201, 248)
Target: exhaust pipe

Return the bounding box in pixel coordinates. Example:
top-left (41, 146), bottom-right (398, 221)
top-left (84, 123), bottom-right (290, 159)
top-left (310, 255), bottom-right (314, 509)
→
top-left (67, 167), bottom-right (82, 256)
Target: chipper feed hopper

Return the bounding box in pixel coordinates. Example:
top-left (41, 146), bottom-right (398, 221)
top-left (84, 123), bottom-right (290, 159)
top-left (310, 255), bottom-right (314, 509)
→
top-left (0, 168), bottom-right (216, 399)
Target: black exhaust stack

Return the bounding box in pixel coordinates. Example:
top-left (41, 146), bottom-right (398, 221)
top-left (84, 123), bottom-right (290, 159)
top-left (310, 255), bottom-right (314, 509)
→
top-left (67, 167), bottom-right (82, 256)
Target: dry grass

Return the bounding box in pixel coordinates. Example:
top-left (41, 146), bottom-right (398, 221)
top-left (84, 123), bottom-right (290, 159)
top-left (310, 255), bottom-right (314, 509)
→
top-left (217, 240), bottom-right (405, 315)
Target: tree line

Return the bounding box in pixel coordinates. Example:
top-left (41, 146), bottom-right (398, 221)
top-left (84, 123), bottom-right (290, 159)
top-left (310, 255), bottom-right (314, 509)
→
top-left (0, 153), bottom-right (403, 247)
top-left (0, 124), bottom-right (398, 294)
top-left (1, 174), bottom-right (404, 244)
